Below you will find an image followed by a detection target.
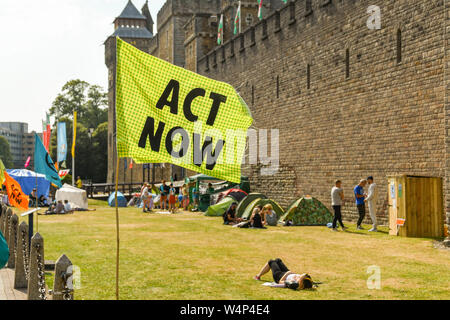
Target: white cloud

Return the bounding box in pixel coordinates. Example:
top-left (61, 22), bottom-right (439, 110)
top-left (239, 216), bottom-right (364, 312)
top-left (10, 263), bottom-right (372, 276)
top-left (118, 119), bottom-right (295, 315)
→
top-left (0, 0), bottom-right (165, 132)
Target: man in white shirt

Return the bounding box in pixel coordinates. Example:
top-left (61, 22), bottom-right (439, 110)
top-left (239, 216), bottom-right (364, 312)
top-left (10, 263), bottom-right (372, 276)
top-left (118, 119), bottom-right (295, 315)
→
top-left (63, 200), bottom-right (74, 214)
top-left (365, 176), bottom-right (378, 232)
top-left (331, 180), bottom-right (346, 231)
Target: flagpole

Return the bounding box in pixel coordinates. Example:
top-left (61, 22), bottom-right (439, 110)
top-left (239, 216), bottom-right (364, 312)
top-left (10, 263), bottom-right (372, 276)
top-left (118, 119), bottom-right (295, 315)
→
top-left (115, 155), bottom-right (120, 300)
top-left (239, 1), bottom-right (242, 34)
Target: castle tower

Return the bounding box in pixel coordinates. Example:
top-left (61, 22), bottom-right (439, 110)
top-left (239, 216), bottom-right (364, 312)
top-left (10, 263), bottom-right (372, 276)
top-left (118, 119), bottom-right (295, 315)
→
top-left (105, 0), bottom-right (153, 184)
top-left (141, 0), bottom-right (155, 35)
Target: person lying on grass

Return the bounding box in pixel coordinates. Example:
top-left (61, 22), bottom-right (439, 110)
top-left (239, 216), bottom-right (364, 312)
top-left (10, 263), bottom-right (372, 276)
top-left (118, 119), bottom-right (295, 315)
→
top-left (253, 258), bottom-right (313, 290)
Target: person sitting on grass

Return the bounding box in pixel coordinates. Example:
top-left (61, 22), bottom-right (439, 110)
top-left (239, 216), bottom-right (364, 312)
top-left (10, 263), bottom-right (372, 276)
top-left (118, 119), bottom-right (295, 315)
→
top-left (223, 203), bottom-right (242, 225)
top-left (64, 200), bottom-right (75, 214)
top-left (55, 200), bottom-right (65, 214)
top-left (235, 205), bottom-right (265, 229)
top-left (262, 204), bottom-right (278, 226)
top-left (253, 258), bottom-right (314, 290)
top-left (250, 205), bottom-right (265, 228)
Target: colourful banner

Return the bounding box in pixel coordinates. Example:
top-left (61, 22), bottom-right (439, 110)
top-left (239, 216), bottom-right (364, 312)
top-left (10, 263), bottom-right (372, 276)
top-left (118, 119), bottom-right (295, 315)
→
top-left (57, 122), bottom-right (67, 163)
top-left (0, 159), bottom-right (5, 186)
top-left (3, 172), bottom-right (29, 210)
top-left (115, 37), bottom-right (253, 183)
top-left (72, 111), bottom-right (77, 159)
top-left (58, 169), bottom-right (70, 179)
top-left (34, 133), bottom-right (62, 188)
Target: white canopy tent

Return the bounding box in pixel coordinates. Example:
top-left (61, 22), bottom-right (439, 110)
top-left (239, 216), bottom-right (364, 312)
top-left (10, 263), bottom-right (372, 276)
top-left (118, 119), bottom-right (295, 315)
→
top-left (55, 184), bottom-right (88, 209)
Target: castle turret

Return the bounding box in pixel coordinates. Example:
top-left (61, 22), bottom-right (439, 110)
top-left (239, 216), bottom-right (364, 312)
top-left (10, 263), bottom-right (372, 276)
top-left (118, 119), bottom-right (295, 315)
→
top-left (104, 0), bottom-right (154, 184)
top-left (141, 0), bottom-right (155, 35)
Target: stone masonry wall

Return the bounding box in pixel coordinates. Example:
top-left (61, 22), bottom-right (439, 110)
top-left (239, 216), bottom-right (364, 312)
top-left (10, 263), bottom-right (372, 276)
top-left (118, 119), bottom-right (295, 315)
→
top-left (198, 0), bottom-right (446, 226)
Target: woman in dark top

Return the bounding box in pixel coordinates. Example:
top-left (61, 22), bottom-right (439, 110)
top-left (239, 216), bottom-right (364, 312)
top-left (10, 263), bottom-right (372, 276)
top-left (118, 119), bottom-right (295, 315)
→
top-left (250, 205), bottom-right (264, 228)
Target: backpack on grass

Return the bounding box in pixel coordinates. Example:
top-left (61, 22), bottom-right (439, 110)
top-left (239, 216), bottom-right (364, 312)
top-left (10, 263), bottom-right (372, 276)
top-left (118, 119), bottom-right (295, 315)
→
top-left (0, 231), bottom-right (9, 269)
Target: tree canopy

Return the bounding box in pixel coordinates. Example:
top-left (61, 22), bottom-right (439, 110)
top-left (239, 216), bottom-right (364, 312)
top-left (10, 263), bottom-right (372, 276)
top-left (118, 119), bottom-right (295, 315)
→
top-left (0, 136), bottom-right (14, 168)
top-left (48, 80), bottom-right (109, 182)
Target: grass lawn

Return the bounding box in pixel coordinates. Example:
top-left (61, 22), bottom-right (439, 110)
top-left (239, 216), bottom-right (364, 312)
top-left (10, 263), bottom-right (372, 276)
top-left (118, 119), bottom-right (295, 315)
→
top-left (24, 200), bottom-right (450, 300)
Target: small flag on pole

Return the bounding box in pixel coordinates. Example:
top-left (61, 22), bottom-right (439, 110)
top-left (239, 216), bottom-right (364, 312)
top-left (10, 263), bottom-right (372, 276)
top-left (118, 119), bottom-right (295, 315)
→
top-left (234, 1), bottom-right (241, 35)
top-left (24, 156), bottom-right (31, 168)
top-left (258, 0), bottom-right (263, 20)
top-left (71, 111), bottom-right (77, 158)
top-left (217, 14), bottom-right (224, 45)
top-left (0, 159), bottom-right (5, 186)
top-left (3, 172), bottom-right (29, 210)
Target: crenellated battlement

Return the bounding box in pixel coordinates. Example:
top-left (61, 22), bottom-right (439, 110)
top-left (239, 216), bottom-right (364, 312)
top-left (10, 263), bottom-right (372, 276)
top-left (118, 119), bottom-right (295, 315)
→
top-left (198, 0), bottom-right (346, 67)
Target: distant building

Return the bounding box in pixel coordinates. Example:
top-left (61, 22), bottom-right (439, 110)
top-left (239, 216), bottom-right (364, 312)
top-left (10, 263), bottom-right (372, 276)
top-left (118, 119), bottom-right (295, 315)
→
top-left (0, 122), bottom-right (36, 169)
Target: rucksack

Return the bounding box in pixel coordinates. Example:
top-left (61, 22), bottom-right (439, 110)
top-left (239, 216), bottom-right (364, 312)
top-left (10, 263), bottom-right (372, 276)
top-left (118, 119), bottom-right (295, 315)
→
top-left (0, 231), bottom-right (9, 269)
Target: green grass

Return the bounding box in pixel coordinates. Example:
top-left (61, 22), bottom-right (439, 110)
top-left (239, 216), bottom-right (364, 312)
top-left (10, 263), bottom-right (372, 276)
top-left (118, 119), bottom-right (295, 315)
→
top-left (22, 200), bottom-right (450, 300)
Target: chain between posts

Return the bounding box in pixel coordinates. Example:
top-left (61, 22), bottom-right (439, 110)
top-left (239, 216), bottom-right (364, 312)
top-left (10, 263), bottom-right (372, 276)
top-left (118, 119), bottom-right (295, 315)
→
top-left (21, 230), bottom-right (30, 281)
top-left (35, 243), bottom-right (46, 300)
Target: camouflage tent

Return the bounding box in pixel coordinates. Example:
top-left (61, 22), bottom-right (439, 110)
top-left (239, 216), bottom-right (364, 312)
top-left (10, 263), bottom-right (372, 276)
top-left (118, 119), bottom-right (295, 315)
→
top-left (279, 196), bottom-right (333, 226)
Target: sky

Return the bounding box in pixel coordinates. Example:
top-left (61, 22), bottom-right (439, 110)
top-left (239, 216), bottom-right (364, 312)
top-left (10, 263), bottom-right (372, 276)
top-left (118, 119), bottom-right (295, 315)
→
top-left (0, 0), bottom-right (166, 132)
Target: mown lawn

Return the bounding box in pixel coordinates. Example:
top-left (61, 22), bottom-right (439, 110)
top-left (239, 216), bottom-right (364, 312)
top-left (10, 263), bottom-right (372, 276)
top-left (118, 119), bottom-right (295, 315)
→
top-left (23, 200), bottom-right (450, 300)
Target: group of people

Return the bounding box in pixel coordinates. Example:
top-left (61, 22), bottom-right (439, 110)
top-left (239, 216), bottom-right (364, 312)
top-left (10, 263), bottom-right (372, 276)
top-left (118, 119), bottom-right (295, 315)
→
top-left (138, 180), bottom-right (215, 214)
top-left (223, 203), bottom-right (278, 229)
top-left (139, 180), bottom-right (193, 214)
top-left (331, 176), bottom-right (378, 232)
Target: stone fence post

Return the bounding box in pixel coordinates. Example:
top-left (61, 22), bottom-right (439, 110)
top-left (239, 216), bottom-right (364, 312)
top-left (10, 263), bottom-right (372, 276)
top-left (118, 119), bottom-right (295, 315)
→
top-left (27, 232), bottom-right (46, 300)
top-left (14, 221), bottom-right (29, 289)
top-left (53, 254), bottom-right (74, 300)
top-left (7, 213), bottom-right (18, 268)
top-left (0, 204), bottom-right (5, 234)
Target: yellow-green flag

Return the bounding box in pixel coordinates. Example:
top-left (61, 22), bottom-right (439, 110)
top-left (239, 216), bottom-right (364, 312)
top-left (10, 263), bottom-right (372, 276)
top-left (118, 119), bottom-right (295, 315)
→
top-left (72, 111), bottom-right (77, 158)
top-left (0, 159), bottom-right (5, 186)
top-left (116, 37), bottom-right (253, 183)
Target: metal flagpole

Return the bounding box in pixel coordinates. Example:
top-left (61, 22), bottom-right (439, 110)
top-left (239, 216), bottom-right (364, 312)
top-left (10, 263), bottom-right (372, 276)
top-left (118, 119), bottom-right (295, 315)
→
top-left (115, 155), bottom-right (120, 300)
top-left (239, 1), bottom-right (242, 34)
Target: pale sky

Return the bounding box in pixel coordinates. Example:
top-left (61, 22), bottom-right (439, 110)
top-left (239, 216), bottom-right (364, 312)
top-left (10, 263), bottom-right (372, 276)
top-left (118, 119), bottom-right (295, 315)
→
top-left (0, 0), bottom-right (165, 132)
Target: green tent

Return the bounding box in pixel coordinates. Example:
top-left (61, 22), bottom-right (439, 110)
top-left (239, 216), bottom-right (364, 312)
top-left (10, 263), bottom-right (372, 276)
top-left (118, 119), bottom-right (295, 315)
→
top-left (241, 198), bottom-right (284, 220)
top-left (0, 230), bottom-right (8, 269)
top-left (204, 197), bottom-right (235, 217)
top-left (236, 193), bottom-right (267, 218)
top-left (279, 196), bottom-right (333, 226)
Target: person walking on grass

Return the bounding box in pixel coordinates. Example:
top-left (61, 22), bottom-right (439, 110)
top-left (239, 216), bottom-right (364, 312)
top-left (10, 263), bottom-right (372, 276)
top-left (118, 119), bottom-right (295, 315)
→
top-left (354, 179), bottom-right (367, 230)
top-left (331, 180), bottom-right (347, 231)
top-left (365, 176), bottom-right (378, 232)
top-left (168, 183), bottom-right (176, 213)
top-left (160, 180), bottom-right (167, 211)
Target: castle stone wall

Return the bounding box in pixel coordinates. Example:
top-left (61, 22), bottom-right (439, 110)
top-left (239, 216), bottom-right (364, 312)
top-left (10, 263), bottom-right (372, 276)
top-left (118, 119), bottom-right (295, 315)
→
top-left (198, 0), bottom-right (446, 225)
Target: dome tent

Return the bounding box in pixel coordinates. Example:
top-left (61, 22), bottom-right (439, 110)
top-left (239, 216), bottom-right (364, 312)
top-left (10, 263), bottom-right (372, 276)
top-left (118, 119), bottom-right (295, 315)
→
top-left (108, 192), bottom-right (127, 208)
top-left (56, 184), bottom-right (88, 209)
top-left (204, 197), bottom-right (235, 217)
top-left (240, 198), bottom-right (284, 220)
top-left (236, 193), bottom-right (267, 218)
top-left (6, 169), bottom-right (50, 199)
top-left (279, 196), bottom-right (333, 226)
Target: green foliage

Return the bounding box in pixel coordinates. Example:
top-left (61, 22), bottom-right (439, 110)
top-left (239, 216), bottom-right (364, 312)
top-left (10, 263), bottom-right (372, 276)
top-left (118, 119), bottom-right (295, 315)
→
top-left (0, 136), bottom-right (14, 168)
top-left (48, 80), bottom-right (109, 182)
top-left (49, 79), bottom-right (107, 129)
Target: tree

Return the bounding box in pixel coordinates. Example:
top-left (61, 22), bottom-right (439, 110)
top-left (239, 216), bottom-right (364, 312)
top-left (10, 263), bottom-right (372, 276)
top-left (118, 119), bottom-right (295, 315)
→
top-left (49, 80), bottom-right (90, 119)
top-left (91, 122), bottom-right (108, 182)
top-left (48, 80), bottom-right (109, 182)
top-left (0, 136), bottom-right (14, 168)
top-left (49, 80), bottom-right (108, 129)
